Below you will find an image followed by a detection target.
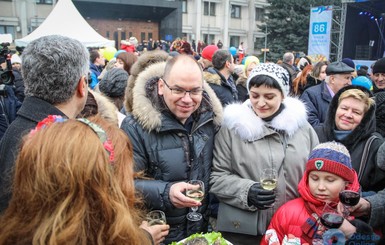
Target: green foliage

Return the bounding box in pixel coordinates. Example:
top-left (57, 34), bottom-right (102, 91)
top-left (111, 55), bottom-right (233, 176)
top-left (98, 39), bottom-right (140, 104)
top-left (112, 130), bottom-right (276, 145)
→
top-left (257, 0), bottom-right (341, 62)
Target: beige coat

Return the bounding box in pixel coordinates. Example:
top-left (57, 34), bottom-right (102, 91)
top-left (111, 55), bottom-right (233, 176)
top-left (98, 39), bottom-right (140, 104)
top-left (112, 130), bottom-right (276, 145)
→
top-left (210, 97), bottom-right (319, 235)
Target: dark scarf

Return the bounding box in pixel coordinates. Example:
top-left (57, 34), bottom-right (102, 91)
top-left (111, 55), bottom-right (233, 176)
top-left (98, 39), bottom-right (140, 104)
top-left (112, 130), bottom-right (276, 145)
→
top-left (262, 103), bottom-right (285, 122)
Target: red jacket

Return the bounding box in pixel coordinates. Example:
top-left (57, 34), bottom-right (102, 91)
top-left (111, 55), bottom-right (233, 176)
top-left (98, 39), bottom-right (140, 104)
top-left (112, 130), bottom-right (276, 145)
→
top-left (261, 168), bottom-right (360, 244)
top-left (120, 43), bottom-right (135, 53)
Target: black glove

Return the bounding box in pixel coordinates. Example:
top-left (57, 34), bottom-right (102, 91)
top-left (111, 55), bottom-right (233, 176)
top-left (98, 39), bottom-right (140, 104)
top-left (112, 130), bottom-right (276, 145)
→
top-left (247, 183), bottom-right (276, 210)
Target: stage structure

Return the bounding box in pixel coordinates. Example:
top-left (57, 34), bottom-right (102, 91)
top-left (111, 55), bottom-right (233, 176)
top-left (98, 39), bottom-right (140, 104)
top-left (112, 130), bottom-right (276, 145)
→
top-left (340, 0), bottom-right (385, 61)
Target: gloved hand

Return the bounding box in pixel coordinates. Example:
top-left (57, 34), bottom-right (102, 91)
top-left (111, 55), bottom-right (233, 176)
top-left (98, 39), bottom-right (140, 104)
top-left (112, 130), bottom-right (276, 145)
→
top-left (247, 183), bottom-right (276, 210)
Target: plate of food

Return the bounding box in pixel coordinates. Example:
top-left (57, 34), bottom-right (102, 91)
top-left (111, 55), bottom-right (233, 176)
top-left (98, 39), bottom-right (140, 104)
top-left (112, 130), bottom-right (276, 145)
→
top-left (170, 232), bottom-right (233, 245)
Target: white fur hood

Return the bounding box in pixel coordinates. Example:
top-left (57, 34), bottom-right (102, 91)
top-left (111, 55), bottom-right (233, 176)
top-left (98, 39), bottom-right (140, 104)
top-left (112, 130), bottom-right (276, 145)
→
top-left (223, 97), bottom-right (308, 141)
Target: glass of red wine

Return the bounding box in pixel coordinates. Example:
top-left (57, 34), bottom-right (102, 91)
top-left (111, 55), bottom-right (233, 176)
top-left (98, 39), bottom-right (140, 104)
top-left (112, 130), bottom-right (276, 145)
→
top-left (320, 202), bottom-right (344, 229)
top-left (339, 190), bottom-right (360, 217)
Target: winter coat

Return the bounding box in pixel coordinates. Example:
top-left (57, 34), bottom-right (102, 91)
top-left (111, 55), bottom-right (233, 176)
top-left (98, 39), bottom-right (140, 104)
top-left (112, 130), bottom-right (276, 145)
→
top-left (89, 63), bottom-right (102, 89)
top-left (0, 85), bottom-right (22, 140)
top-left (209, 97), bottom-right (319, 236)
top-left (235, 75), bottom-right (248, 102)
top-left (0, 96), bottom-right (66, 212)
top-left (261, 159), bottom-right (371, 245)
top-left (314, 85), bottom-right (385, 192)
top-left (120, 62), bottom-right (223, 244)
top-left (374, 91), bottom-right (385, 137)
top-left (204, 67), bottom-right (238, 106)
top-left (300, 81), bottom-right (332, 127)
top-left (365, 188), bottom-right (385, 234)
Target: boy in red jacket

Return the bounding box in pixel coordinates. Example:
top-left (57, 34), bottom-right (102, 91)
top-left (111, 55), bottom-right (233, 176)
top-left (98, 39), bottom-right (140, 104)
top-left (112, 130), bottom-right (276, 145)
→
top-left (262, 141), bottom-right (377, 245)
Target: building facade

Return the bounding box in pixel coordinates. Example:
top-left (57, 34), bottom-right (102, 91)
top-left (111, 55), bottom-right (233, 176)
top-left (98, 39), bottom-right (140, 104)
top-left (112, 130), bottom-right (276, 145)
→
top-left (0, 0), bottom-right (268, 54)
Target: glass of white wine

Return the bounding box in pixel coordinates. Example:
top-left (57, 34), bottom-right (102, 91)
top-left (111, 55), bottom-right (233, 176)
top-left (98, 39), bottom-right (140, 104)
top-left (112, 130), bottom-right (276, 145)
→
top-left (260, 168), bottom-right (278, 191)
top-left (185, 180), bottom-right (205, 222)
top-left (146, 210), bottom-right (167, 226)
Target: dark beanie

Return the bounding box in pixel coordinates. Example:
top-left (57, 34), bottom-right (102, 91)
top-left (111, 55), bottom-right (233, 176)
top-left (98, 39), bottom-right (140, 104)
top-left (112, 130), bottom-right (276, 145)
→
top-left (99, 68), bottom-right (128, 98)
top-left (372, 57), bottom-right (385, 74)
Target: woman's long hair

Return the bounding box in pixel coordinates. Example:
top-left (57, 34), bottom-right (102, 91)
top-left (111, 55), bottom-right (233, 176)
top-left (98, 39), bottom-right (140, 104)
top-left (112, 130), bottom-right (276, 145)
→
top-left (0, 116), bottom-right (150, 245)
top-left (291, 64), bottom-right (313, 96)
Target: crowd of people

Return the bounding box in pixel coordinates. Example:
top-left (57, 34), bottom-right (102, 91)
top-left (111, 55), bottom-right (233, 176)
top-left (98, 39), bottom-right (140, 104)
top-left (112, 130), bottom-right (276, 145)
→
top-left (1, 34), bottom-right (385, 245)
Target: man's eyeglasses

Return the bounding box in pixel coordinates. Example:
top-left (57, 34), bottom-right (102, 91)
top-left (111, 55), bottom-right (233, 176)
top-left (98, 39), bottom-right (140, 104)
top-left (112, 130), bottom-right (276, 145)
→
top-left (161, 78), bottom-right (204, 98)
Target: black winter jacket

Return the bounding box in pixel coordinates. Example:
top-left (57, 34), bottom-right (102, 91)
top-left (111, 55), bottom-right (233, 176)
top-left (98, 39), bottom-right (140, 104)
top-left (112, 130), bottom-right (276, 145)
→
top-left (314, 85), bottom-right (385, 192)
top-left (0, 96), bottom-right (66, 212)
top-left (120, 62), bottom-right (222, 244)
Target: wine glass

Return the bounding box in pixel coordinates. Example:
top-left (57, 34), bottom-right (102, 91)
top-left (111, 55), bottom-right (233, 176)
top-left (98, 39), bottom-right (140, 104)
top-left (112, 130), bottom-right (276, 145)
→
top-left (260, 168), bottom-right (278, 190)
top-left (185, 180), bottom-right (205, 221)
top-left (320, 202), bottom-right (344, 229)
top-left (339, 190), bottom-right (360, 217)
top-left (146, 210), bottom-right (167, 226)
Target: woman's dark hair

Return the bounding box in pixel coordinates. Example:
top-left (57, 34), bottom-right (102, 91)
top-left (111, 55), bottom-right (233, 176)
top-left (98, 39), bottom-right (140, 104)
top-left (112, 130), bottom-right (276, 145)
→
top-left (248, 75), bottom-right (282, 94)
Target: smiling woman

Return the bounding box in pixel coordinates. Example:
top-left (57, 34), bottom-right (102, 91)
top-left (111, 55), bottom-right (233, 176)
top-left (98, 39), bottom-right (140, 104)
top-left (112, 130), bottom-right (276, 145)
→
top-left (314, 85), bottom-right (385, 193)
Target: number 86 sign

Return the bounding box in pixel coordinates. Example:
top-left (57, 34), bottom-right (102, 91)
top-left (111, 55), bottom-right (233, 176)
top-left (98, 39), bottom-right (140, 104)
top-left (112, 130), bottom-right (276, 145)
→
top-left (312, 22), bottom-right (327, 34)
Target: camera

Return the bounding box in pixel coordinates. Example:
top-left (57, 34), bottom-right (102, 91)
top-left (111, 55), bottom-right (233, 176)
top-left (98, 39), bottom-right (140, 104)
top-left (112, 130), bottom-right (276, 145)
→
top-left (0, 42), bottom-right (15, 87)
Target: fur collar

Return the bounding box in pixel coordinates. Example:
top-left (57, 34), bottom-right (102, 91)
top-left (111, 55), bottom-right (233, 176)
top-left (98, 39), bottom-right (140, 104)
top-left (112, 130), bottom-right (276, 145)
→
top-left (124, 50), bottom-right (170, 113)
top-left (203, 70), bottom-right (221, 86)
top-left (132, 62), bottom-right (223, 131)
top-left (223, 97), bottom-right (308, 141)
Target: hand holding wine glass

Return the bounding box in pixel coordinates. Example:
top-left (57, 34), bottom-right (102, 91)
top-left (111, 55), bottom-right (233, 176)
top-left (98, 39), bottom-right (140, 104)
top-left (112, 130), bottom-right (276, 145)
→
top-left (320, 202), bottom-right (344, 229)
top-left (339, 190), bottom-right (360, 218)
top-left (185, 180), bottom-right (204, 221)
top-left (146, 210), bottom-right (167, 226)
top-left (260, 168), bottom-right (278, 191)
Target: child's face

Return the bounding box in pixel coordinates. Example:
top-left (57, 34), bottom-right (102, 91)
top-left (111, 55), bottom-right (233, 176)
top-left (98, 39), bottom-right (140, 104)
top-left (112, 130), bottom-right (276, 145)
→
top-left (308, 171), bottom-right (347, 202)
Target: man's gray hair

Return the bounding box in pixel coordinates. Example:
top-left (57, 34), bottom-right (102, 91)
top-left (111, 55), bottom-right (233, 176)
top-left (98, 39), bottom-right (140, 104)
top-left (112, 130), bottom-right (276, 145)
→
top-left (282, 52), bottom-right (294, 63)
top-left (212, 50), bottom-right (232, 70)
top-left (22, 35), bottom-right (89, 104)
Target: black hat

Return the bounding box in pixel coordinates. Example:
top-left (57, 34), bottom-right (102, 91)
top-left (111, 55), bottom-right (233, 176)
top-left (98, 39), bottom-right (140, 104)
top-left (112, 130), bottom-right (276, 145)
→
top-left (326, 61), bottom-right (354, 76)
top-left (99, 68), bottom-right (128, 98)
top-left (372, 58), bottom-right (385, 74)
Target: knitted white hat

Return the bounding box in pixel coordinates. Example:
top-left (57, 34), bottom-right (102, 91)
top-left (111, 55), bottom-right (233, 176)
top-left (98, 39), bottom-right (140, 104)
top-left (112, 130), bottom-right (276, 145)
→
top-left (246, 63), bottom-right (290, 97)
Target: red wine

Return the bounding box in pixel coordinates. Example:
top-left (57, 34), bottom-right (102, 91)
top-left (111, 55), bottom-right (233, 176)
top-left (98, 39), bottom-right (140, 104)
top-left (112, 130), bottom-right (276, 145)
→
top-left (339, 191), bottom-right (360, 206)
top-left (320, 213), bottom-right (344, 229)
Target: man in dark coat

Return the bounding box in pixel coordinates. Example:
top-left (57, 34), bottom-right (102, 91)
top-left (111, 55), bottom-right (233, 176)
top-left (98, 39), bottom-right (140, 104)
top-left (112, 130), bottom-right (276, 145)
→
top-left (300, 61), bottom-right (353, 127)
top-left (120, 55), bottom-right (222, 243)
top-left (0, 35), bottom-right (89, 212)
top-left (208, 49), bottom-right (238, 106)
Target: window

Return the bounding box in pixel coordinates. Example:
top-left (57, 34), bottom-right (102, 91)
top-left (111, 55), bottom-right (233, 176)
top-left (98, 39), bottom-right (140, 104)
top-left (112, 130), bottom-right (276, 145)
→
top-left (121, 31), bottom-right (126, 41)
top-left (36, 0), bottom-right (53, 4)
top-left (203, 34), bottom-right (215, 45)
top-left (129, 32), bottom-right (133, 38)
top-left (229, 36), bottom-right (240, 48)
top-left (182, 0), bottom-right (187, 13)
top-left (231, 5), bottom-right (241, 19)
top-left (255, 7), bottom-right (265, 21)
top-left (148, 33), bottom-right (153, 40)
top-left (106, 31), bottom-right (110, 38)
top-left (141, 32), bottom-right (146, 42)
top-left (204, 2), bottom-right (216, 16)
top-left (0, 26), bottom-right (15, 40)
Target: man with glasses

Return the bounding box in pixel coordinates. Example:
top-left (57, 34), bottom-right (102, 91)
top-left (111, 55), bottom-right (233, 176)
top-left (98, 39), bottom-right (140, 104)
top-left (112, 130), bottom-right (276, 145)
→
top-left (0, 35), bottom-right (89, 212)
top-left (300, 61), bottom-right (354, 127)
top-left (121, 55), bottom-right (222, 244)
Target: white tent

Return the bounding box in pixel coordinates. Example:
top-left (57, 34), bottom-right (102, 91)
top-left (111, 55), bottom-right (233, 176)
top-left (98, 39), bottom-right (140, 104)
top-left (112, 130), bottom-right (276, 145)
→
top-left (15, 0), bottom-right (114, 47)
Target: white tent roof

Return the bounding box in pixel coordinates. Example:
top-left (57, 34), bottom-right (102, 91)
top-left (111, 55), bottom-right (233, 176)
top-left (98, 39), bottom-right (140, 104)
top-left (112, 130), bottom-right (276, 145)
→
top-left (15, 0), bottom-right (114, 47)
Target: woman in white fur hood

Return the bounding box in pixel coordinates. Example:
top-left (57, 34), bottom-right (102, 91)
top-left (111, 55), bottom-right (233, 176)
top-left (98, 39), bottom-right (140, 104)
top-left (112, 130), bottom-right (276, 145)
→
top-left (210, 63), bottom-right (319, 244)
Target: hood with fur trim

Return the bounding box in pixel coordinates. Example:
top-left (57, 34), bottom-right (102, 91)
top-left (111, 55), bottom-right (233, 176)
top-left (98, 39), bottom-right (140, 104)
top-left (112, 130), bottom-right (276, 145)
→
top-left (223, 97), bottom-right (308, 141)
top-left (131, 62), bottom-right (223, 132)
top-left (89, 90), bottom-right (119, 126)
top-left (318, 85), bottom-right (376, 150)
top-left (203, 68), bottom-right (222, 86)
top-left (124, 50), bottom-right (170, 113)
